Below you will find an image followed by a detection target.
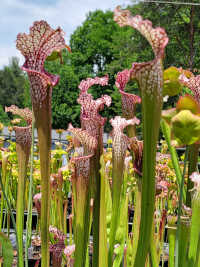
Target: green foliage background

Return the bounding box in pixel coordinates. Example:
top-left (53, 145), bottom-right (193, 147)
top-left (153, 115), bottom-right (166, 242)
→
top-left (1, 1), bottom-right (200, 131)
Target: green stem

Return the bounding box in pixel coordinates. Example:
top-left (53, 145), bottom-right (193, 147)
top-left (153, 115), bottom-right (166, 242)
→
top-left (113, 170), bottom-right (129, 267)
top-left (69, 214), bottom-right (73, 246)
top-left (160, 119), bottom-right (186, 202)
top-left (150, 231), bottom-right (159, 267)
top-left (0, 155), bottom-right (8, 231)
top-left (25, 120), bottom-right (35, 267)
top-left (126, 125), bottom-right (136, 139)
top-left (16, 140), bottom-right (30, 267)
top-left (57, 177), bottom-right (64, 231)
top-left (16, 156), bottom-right (26, 266)
top-left (4, 171), bottom-right (10, 231)
top-left (7, 212), bottom-right (10, 237)
top-left (86, 198), bottom-right (93, 267)
top-left (108, 150), bottom-right (125, 265)
top-left (63, 200), bottom-right (68, 235)
top-left (167, 226), bottom-right (176, 267)
top-left (187, 143), bottom-right (200, 207)
top-left (133, 89), bottom-right (162, 267)
top-left (195, 238), bottom-right (200, 267)
top-left (175, 146), bottom-right (189, 267)
top-left (0, 171), bottom-right (19, 265)
top-left (74, 175), bottom-right (91, 267)
top-left (131, 178), bottom-right (141, 264)
top-left (127, 120), bottom-right (141, 265)
top-left (99, 156), bottom-right (108, 267)
top-left (0, 194), bottom-right (3, 231)
top-left (178, 216), bottom-right (190, 267)
top-left (188, 190), bottom-right (200, 267)
top-left (34, 91), bottom-right (51, 267)
top-left (92, 146), bottom-right (101, 267)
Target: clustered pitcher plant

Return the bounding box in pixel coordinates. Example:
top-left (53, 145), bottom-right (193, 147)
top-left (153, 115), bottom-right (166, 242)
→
top-left (1, 5), bottom-right (200, 267)
top-left (16, 21), bottom-right (66, 266)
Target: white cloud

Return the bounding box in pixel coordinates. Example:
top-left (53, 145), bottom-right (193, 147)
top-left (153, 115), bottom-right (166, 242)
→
top-left (0, 46), bottom-right (24, 67)
top-left (0, 0), bottom-right (131, 69)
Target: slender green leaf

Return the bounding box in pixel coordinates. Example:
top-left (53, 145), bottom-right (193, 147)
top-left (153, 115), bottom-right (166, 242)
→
top-left (0, 232), bottom-right (13, 267)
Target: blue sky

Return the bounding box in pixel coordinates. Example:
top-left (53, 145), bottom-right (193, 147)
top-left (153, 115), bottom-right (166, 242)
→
top-left (0, 0), bottom-right (131, 69)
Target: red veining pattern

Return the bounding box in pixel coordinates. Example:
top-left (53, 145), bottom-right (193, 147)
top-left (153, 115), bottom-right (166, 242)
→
top-left (78, 75), bottom-right (111, 126)
top-left (78, 75), bottom-right (109, 94)
top-left (67, 123), bottom-right (97, 152)
top-left (5, 105), bottom-right (32, 125)
top-left (49, 226), bottom-right (66, 241)
top-left (128, 58), bottom-right (164, 99)
top-left (179, 74), bottom-right (200, 104)
top-left (64, 244), bottom-right (75, 257)
top-left (130, 137), bottom-right (143, 176)
top-left (71, 154), bottom-right (93, 180)
top-left (5, 105), bottom-right (32, 146)
top-left (114, 6), bottom-right (168, 58)
top-left (81, 119), bottom-right (105, 152)
top-left (13, 125), bottom-right (32, 146)
top-left (33, 193), bottom-right (41, 214)
top-left (115, 69), bottom-right (141, 118)
top-left (27, 70), bottom-right (57, 106)
top-left (114, 7), bottom-right (168, 98)
top-left (110, 116), bottom-right (140, 161)
top-left (16, 21), bottom-right (65, 71)
top-left (16, 21), bottom-right (66, 107)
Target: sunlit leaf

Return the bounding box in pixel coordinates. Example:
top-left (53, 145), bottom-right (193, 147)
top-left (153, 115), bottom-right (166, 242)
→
top-left (0, 232), bottom-right (13, 267)
top-left (46, 45), bottom-right (71, 63)
top-left (171, 110), bottom-right (200, 145)
top-left (163, 67), bottom-right (182, 96)
top-left (46, 50), bottom-right (62, 61)
top-left (179, 73), bottom-right (200, 104)
top-left (176, 94), bottom-right (200, 114)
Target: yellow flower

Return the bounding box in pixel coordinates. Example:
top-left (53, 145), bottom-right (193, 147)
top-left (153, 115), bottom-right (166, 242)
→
top-left (11, 118), bottom-right (22, 125)
top-left (56, 129), bottom-right (64, 135)
top-left (0, 122), bottom-right (4, 132)
top-left (33, 170), bottom-right (41, 181)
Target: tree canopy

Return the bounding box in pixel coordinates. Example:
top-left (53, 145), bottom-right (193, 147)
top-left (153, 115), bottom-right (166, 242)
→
top-left (0, 57), bottom-right (30, 124)
top-left (129, 1), bottom-right (200, 70)
top-left (1, 2), bottom-right (200, 129)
